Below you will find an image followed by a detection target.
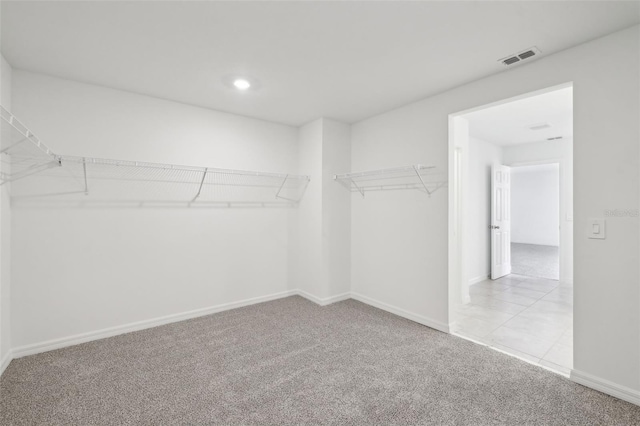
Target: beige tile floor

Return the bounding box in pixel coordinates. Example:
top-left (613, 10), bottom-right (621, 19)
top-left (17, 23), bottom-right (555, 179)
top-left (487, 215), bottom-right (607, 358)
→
top-left (452, 274), bottom-right (573, 375)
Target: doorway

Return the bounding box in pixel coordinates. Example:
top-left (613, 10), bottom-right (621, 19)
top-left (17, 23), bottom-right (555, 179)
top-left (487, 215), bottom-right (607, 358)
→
top-left (448, 83), bottom-right (574, 375)
top-left (510, 163), bottom-right (560, 280)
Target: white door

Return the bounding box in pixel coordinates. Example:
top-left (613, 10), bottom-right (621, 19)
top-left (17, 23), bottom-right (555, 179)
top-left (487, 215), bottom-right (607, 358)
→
top-left (491, 165), bottom-right (511, 279)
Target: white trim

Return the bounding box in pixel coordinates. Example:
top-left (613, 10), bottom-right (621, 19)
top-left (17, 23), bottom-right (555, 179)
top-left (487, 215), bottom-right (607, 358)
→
top-left (571, 369), bottom-right (640, 407)
top-left (454, 332), bottom-right (570, 378)
top-left (11, 290), bottom-right (297, 359)
top-left (9, 290), bottom-right (449, 361)
top-left (9, 288), bottom-right (640, 409)
top-left (0, 350), bottom-right (12, 377)
top-left (449, 82), bottom-right (574, 320)
top-left (351, 292), bottom-right (450, 333)
top-left (296, 290), bottom-right (351, 306)
top-left (464, 274), bottom-right (487, 304)
top-left (325, 292), bottom-right (352, 305)
top-left (451, 82), bottom-right (573, 117)
top-left (468, 274), bottom-right (488, 286)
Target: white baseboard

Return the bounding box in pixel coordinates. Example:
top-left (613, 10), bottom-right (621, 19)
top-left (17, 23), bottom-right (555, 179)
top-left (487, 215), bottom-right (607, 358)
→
top-left (10, 290), bottom-right (349, 360)
top-left (462, 275), bottom-right (487, 304)
top-left (12, 290), bottom-right (447, 360)
top-left (9, 289), bottom-right (448, 362)
top-left (350, 292), bottom-right (450, 333)
top-left (8, 290), bottom-right (640, 409)
top-left (0, 350), bottom-right (12, 377)
top-left (296, 290), bottom-right (351, 306)
top-left (469, 274), bottom-right (489, 286)
top-left (11, 289), bottom-right (297, 359)
top-left (323, 292), bottom-right (352, 305)
top-left (571, 369), bottom-right (640, 406)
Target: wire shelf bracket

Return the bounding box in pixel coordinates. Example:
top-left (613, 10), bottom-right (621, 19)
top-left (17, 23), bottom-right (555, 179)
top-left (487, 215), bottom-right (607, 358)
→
top-left (334, 164), bottom-right (447, 198)
top-left (191, 167), bottom-right (208, 204)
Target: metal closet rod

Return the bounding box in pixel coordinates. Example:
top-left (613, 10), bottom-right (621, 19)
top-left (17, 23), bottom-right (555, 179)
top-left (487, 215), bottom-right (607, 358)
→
top-left (59, 155), bottom-right (310, 180)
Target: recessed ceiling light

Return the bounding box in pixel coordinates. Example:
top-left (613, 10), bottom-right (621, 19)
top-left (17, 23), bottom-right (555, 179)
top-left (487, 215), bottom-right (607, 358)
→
top-left (223, 75), bottom-right (261, 92)
top-left (233, 79), bottom-right (251, 90)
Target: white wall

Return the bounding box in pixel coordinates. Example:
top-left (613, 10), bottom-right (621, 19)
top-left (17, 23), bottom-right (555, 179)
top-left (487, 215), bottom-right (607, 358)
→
top-left (321, 119), bottom-right (351, 299)
top-left (467, 137), bottom-right (502, 284)
top-left (351, 26), bottom-right (639, 393)
top-left (0, 53), bottom-right (13, 373)
top-left (293, 119), bottom-right (324, 298)
top-left (511, 165), bottom-right (560, 246)
top-left (11, 71), bottom-right (299, 350)
top-left (504, 138), bottom-right (573, 282)
top-left (292, 118), bottom-right (351, 301)
top-left (351, 107), bottom-right (449, 331)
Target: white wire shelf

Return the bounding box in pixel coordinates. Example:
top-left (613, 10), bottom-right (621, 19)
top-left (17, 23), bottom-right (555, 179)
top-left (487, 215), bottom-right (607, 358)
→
top-left (1, 106), bottom-right (309, 207)
top-left (0, 106), bottom-right (62, 183)
top-left (334, 164), bottom-right (446, 197)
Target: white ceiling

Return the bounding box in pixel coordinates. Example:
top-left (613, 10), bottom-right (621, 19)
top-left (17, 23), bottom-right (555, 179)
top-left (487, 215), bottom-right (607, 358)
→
top-left (464, 86), bottom-right (573, 146)
top-left (1, 1), bottom-right (638, 126)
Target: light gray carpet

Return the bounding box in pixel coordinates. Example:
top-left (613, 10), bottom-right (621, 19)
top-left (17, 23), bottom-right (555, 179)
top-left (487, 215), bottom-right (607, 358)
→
top-left (511, 242), bottom-right (560, 280)
top-left (2, 296), bottom-right (639, 425)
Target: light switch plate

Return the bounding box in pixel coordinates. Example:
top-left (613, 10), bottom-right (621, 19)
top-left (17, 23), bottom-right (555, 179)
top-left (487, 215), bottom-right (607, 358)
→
top-left (588, 218), bottom-right (606, 239)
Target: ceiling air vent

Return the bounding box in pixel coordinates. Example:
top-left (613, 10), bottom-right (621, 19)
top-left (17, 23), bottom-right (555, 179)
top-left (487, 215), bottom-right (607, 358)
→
top-left (499, 46), bottom-right (541, 66)
top-left (518, 50), bottom-right (536, 60)
top-left (528, 122), bottom-right (551, 131)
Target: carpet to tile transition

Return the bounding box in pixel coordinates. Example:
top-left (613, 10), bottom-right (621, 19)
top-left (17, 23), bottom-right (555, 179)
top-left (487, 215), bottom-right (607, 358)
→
top-left (1, 296), bottom-right (639, 425)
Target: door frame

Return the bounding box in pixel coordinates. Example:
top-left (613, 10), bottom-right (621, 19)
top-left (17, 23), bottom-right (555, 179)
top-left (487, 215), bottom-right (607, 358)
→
top-left (447, 82), bottom-right (573, 320)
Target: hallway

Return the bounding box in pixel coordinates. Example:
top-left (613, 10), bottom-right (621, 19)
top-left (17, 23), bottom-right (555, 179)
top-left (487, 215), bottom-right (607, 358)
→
top-left (511, 243), bottom-right (559, 280)
top-left (453, 274), bottom-right (572, 375)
